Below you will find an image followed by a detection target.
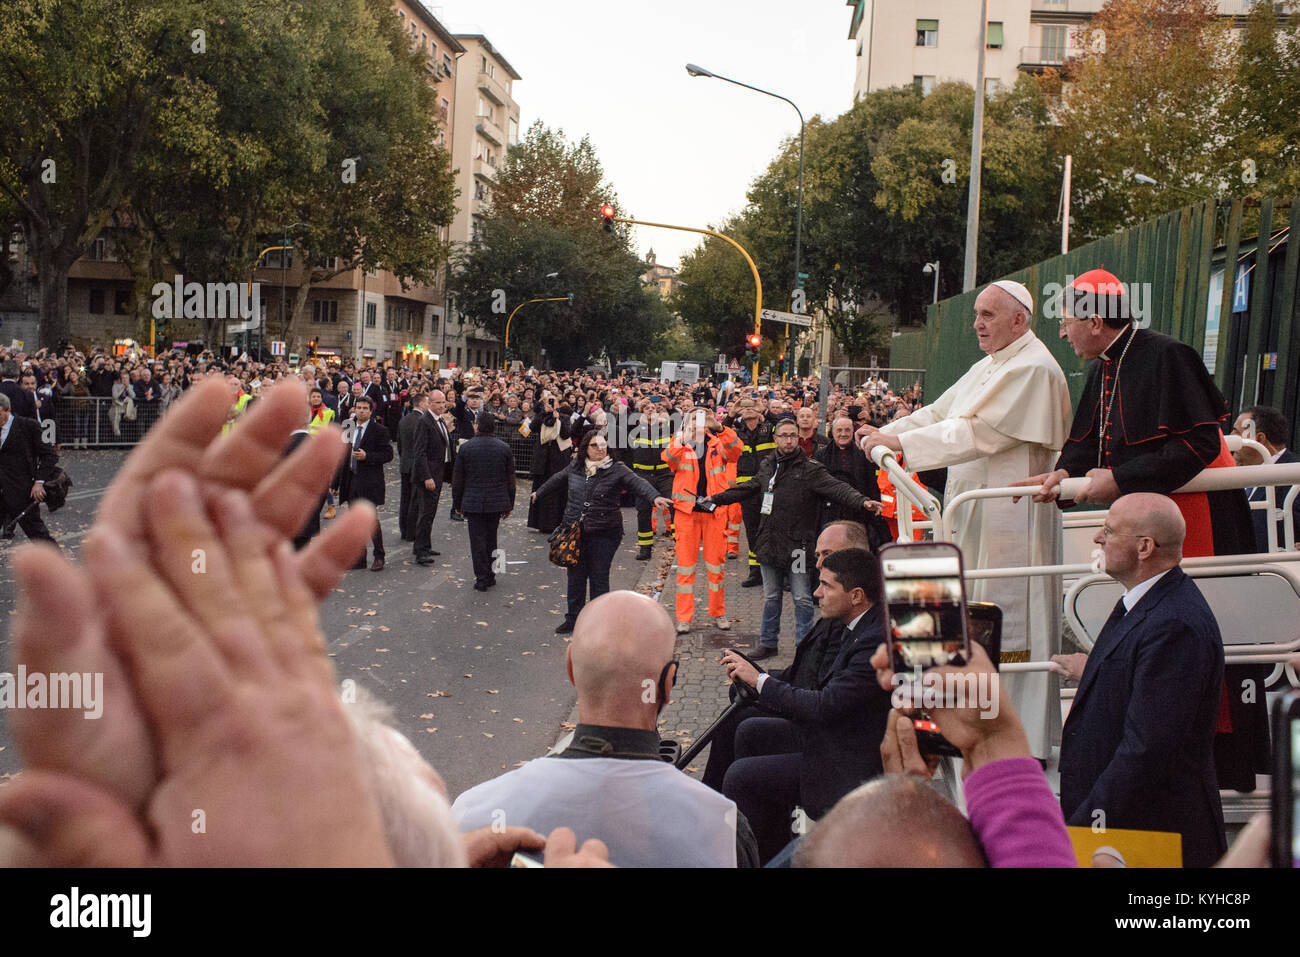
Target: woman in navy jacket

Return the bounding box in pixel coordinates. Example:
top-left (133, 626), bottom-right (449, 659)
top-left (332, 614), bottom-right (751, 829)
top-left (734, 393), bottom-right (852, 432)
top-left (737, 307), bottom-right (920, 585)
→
top-left (532, 430), bottom-right (670, 634)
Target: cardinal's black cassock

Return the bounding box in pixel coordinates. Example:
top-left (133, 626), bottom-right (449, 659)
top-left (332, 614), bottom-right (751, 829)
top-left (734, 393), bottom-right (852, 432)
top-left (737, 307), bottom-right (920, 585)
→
top-left (1056, 323), bottom-right (1268, 792)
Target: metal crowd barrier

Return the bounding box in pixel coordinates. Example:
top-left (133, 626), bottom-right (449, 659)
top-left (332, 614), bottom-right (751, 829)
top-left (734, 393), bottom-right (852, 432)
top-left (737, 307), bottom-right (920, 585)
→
top-left (44, 395), bottom-right (167, 448)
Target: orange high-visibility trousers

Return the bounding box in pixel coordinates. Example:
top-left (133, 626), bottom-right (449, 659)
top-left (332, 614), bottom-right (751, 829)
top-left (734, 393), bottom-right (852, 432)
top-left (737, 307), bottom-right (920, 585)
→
top-left (674, 510), bottom-right (728, 622)
top-left (724, 502), bottom-right (741, 556)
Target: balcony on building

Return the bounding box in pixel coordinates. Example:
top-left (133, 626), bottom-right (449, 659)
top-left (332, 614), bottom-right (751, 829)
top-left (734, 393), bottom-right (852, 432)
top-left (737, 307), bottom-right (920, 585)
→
top-left (478, 70), bottom-right (508, 106)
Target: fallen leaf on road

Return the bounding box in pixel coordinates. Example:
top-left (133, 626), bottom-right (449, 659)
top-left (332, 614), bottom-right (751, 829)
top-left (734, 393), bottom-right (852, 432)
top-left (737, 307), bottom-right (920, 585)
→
top-left (474, 621), bottom-right (488, 626)
top-left (483, 732), bottom-right (494, 738)
top-left (375, 648), bottom-right (389, 653)
top-left (560, 721), bottom-right (576, 731)
top-left (426, 691), bottom-right (451, 698)
top-left (424, 728), bottom-right (437, 733)
top-left (486, 689), bottom-right (499, 694)
top-left (420, 713), bottom-right (434, 719)
top-left (512, 718), bottom-right (523, 723)
top-left (363, 610), bottom-right (377, 617)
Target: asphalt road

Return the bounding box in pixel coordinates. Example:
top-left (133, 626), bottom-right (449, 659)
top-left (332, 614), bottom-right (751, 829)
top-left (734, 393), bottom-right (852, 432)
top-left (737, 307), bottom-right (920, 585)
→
top-left (0, 447), bottom-right (651, 799)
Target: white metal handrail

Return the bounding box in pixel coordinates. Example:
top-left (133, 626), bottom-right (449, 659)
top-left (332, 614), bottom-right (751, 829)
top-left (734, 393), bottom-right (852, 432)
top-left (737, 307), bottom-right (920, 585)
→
top-left (868, 444), bottom-right (943, 542)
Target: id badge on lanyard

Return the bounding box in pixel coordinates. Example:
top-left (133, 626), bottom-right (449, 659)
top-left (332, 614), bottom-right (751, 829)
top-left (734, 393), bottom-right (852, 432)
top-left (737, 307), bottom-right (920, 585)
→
top-left (760, 468), bottom-right (777, 515)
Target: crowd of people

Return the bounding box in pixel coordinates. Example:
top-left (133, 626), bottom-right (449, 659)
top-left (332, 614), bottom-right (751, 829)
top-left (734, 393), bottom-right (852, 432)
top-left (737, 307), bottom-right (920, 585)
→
top-left (0, 265), bottom-right (1292, 870)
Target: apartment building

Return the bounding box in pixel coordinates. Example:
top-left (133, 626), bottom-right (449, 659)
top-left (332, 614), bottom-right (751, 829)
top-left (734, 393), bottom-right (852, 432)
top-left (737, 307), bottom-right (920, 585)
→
top-left (846, 0), bottom-right (1262, 100)
top-left (441, 34), bottom-right (523, 371)
top-left (40, 1), bottom-right (466, 370)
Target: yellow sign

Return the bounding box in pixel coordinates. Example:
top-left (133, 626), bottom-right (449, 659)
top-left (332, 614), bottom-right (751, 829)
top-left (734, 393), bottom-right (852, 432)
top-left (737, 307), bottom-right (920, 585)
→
top-left (1067, 826), bottom-right (1183, 868)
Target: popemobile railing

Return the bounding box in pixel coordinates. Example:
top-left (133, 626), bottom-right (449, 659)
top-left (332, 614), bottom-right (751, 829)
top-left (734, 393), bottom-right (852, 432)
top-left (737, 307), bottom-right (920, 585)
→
top-left (867, 442), bottom-right (1300, 683)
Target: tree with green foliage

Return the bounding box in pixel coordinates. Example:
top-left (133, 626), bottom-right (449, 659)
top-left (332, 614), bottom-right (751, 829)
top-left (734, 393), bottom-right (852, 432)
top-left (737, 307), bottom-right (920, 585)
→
top-left (451, 122), bottom-right (670, 369)
top-left (1045, 0), bottom-right (1233, 239)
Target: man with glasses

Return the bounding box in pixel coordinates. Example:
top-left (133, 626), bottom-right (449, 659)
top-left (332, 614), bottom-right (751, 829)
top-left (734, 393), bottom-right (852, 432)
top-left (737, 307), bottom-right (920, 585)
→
top-left (1053, 493), bottom-right (1226, 868)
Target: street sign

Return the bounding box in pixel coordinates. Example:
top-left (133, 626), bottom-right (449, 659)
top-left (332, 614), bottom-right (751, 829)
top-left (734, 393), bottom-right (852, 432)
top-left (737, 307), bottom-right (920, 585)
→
top-left (714, 361), bottom-right (728, 373)
top-left (761, 308), bottom-right (811, 328)
top-left (729, 359), bottom-right (740, 372)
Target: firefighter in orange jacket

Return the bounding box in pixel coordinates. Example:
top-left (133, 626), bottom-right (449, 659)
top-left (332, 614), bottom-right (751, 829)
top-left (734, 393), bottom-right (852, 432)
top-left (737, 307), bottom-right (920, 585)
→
top-left (662, 407), bottom-right (743, 634)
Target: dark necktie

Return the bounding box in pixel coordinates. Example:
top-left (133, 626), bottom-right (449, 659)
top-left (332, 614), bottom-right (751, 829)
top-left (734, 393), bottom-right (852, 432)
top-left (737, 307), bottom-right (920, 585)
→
top-left (1103, 596), bottom-right (1127, 631)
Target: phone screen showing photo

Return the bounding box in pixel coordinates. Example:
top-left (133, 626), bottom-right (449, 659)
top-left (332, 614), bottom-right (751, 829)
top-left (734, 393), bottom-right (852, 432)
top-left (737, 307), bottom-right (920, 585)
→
top-left (881, 548), bottom-right (969, 678)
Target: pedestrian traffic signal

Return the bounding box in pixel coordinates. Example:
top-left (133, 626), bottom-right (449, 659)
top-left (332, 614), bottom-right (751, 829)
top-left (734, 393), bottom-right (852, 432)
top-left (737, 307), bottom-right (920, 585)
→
top-left (778, 352), bottom-right (785, 362)
top-left (747, 333), bottom-right (761, 349)
top-left (600, 204), bottom-right (616, 232)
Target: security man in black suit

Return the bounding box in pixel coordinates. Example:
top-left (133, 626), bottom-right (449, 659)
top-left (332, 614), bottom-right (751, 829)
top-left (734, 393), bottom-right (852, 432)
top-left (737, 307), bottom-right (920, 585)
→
top-left (1054, 492), bottom-right (1226, 867)
top-left (335, 395), bottom-right (392, 571)
top-left (0, 392), bottom-right (58, 543)
top-left (0, 360), bottom-right (37, 420)
top-left (452, 411), bottom-right (516, 591)
top-left (701, 520), bottom-right (871, 793)
top-left (1231, 405), bottom-right (1300, 551)
top-left (396, 387), bottom-right (427, 541)
top-left (716, 548), bottom-right (891, 864)
top-left (284, 406), bottom-right (327, 551)
top-left (410, 389), bottom-right (454, 565)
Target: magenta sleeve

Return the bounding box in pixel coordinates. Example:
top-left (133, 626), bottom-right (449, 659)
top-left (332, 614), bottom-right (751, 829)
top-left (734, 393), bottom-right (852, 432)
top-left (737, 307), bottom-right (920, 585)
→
top-left (963, 757), bottom-right (1078, 868)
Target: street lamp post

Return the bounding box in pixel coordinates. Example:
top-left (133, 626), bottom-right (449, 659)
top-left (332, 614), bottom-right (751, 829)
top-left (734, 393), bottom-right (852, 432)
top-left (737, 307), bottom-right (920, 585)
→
top-left (686, 63), bottom-right (804, 314)
top-left (922, 261), bottom-right (940, 304)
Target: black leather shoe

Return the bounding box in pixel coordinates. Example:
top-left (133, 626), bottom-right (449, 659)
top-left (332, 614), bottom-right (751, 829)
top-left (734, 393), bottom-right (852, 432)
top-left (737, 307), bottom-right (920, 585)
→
top-left (636, 545), bottom-right (652, 560)
top-left (750, 645), bottom-right (778, 661)
top-left (555, 619), bottom-right (575, 635)
top-left (741, 572), bottom-right (763, 588)
top-left (431, 550), bottom-right (441, 556)
top-left (473, 582), bottom-right (489, 592)
top-left (415, 555), bottom-right (435, 566)
top-left (450, 511), bottom-right (465, 522)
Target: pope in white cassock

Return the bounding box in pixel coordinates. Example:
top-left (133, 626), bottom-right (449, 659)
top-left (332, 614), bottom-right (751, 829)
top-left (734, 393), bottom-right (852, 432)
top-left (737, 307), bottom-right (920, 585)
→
top-left (858, 280), bottom-right (1072, 758)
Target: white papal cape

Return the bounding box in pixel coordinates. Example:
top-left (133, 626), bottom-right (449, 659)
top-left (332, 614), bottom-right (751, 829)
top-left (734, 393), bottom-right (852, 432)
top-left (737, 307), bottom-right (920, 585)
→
top-left (880, 330), bottom-right (1072, 758)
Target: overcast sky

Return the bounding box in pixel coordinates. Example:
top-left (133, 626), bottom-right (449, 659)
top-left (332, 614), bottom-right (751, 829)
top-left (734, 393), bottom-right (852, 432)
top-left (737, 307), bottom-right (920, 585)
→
top-left (429, 0), bottom-right (857, 270)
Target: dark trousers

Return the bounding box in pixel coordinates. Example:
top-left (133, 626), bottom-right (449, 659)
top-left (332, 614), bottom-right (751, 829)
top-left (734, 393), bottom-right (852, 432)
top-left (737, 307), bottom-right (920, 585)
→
top-left (740, 496), bottom-right (762, 571)
top-left (701, 702), bottom-right (766, 792)
top-left (398, 470), bottom-right (413, 540)
top-left (0, 499), bottom-right (55, 544)
top-left (722, 716), bottom-right (802, 865)
top-left (565, 527), bottom-right (621, 622)
top-left (466, 512), bottom-right (501, 586)
top-left (351, 508), bottom-right (383, 563)
top-left (412, 479), bottom-right (442, 558)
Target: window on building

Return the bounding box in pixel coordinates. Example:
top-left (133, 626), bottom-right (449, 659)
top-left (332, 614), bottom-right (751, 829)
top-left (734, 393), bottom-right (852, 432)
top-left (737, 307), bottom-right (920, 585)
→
top-left (987, 22), bottom-right (1003, 49)
top-left (264, 248), bottom-right (292, 269)
top-left (985, 78), bottom-right (1000, 97)
top-left (455, 346), bottom-right (462, 365)
top-left (88, 288), bottom-right (105, 314)
top-left (88, 237), bottom-right (107, 261)
top-left (1041, 25), bottom-right (1066, 63)
top-left (508, 117), bottom-right (518, 144)
top-left (913, 75), bottom-right (936, 95)
top-left (481, 55), bottom-right (487, 72)
top-left (311, 300), bottom-right (338, 324)
top-left (916, 19), bottom-right (938, 47)
top-left (114, 290), bottom-right (130, 315)
top-left (365, 301), bottom-right (376, 328)
top-left (443, 53), bottom-right (453, 75)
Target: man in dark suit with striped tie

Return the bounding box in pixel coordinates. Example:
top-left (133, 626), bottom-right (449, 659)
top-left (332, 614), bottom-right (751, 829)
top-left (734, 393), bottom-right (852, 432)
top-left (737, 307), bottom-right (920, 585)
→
top-left (1055, 493), bottom-right (1226, 867)
top-left (1231, 405), bottom-right (1300, 552)
top-left (0, 392), bottom-right (58, 543)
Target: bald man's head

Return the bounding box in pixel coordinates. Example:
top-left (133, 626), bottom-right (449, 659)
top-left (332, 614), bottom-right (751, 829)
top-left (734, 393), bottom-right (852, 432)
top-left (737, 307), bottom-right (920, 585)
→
top-left (794, 776), bottom-right (987, 868)
top-left (1115, 493), bottom-right (1185, 554)
top-left (567, 591), bottom-right (677, 730)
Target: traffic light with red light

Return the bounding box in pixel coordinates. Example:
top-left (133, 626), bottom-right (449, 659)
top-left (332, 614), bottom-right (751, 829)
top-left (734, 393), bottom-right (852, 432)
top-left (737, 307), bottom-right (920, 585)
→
top-left (600, 204), bottom-right (616, 232)
top-left (747, 333), bottom-right (761, 349)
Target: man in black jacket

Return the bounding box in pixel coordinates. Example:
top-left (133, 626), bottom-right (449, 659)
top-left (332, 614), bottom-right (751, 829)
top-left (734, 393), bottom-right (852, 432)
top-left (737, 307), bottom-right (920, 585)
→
top-left (396, 388), bottom-right (426, 541)
top-left (717, 548), bottom-right (891, 864)
top-left (710, 418), bottom-right (881, 659)
top-left (0, 392), bottom-right (59, 543)
top-left (410, 390), bottom-right (455, 565)
top-left (335, 396), bottom-right (392, 571)
top-left (0, 361), bottom-right (36, 420)
top-left (452, 411), bottom-right (516, 591)
top-left (730, 399), bottom-right (775, 587)
top-left (701, 520), bottom-right (869, 792)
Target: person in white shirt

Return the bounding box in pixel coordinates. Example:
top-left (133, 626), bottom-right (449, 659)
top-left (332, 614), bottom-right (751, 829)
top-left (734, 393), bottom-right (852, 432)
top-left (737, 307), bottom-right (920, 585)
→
top-left (452, 590), bottom-right (744, 867)
top-left (856, 280), bottom-right (1072, 759)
